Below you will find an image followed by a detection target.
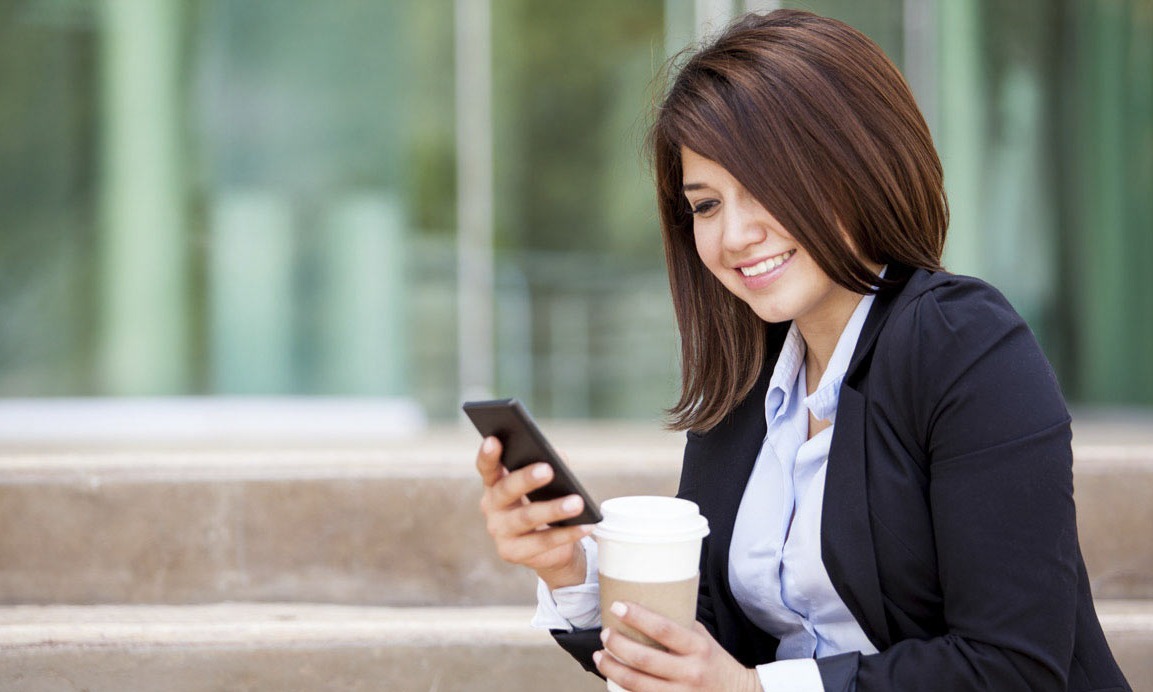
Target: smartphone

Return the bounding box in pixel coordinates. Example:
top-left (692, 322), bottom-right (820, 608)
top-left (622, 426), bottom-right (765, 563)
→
top-left (462, 398), bottom-right (602, 527)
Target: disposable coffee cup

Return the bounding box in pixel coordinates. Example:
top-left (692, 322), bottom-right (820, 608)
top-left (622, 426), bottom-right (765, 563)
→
top-left (594, 496), bottom-right (709, 692)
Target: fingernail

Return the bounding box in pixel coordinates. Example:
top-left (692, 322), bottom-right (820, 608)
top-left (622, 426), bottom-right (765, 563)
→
top-left (610, 601), bottom-right (627, 617)
top-left (562, 495), bottom-right (582, 512)
top-left (593, 651), bottom-right (602, 665)
top-left (532, 463), bottom-right (551, 480)
top-left (482, 437), bottom-right (496, 453)
top-left (600, 628), bottom-right (610, 643)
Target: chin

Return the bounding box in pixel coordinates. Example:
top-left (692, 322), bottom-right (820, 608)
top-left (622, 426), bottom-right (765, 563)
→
top-left (747, 302), bottom-right (796, 324)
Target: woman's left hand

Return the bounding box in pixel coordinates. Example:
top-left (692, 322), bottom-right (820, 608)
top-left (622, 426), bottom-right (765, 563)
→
top-left (594, 601), bottom-right (762, 691)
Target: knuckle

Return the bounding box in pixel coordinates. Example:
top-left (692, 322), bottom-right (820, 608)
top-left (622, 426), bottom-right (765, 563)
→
top-left (629, 647), bottom-right (652, 669)
top-left (494, 543), bottom-right (517, 563)
top-left (615, 668), bottom-right (639, 689)
top-left (509, 466), bottom-right (533, 491)
top-left (686, 664), bottom-right (706, 685)
top-left (516, 502), bottom-right (541, 528)
top-left (491, 482), bottom-right (519, 510)
top-left (555, 526), bottom-right (583, 546)
top-left (650, 620), bottom-right (674, 641)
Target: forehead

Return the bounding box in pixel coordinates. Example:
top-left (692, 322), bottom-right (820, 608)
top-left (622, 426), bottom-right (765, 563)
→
top-left (680, 146), bottom-right (741, 190)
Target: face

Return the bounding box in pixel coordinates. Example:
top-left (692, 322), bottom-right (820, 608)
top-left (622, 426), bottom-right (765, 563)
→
top-left (681, 146), bottom-right (862, 333)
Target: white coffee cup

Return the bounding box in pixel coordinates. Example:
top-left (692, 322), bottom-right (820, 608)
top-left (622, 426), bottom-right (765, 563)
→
top-left (594, 496), bottom-right (709, 692)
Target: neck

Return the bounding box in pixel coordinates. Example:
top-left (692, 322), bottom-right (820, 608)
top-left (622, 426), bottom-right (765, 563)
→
top-left (797, 289), bottom-right (865, 395)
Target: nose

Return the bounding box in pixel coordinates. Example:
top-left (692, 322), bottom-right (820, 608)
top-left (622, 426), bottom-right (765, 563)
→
top-left (720, 197), bottom-right (768, 253)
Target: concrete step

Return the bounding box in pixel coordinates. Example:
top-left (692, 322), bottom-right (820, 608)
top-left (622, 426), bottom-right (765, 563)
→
top-left (0, 604), bottom-right (602, 692)
top-left (0, 424), bottom-right (683, 607)
top-left (0, 601), bottom-right (1148, 691)
top-left (0, 423), bottom-right (1150, 606)
top-left (1096, 600), bottom-right (1153, 690)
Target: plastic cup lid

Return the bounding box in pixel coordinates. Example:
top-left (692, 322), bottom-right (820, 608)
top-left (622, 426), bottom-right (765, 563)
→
top-left (593, 496), bottom-right (709, 543)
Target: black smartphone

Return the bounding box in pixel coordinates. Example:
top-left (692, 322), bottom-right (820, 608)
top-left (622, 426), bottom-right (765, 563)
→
top-left (462, 398), bottom-right (602, 527)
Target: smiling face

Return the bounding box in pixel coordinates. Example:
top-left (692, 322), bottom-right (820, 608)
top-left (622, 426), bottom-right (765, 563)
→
top-left (651, 11), bottom-right (946, 431)
top-left (681, 146), bottom-right (865, 335)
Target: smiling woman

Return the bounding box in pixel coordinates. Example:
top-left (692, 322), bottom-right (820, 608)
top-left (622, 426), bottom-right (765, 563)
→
top-left (680, 146), bottom-right (881, 384)
top-left (650, 11), bottom-right (947, 432)
top-left (473, 8), bottom-right (1132, 692)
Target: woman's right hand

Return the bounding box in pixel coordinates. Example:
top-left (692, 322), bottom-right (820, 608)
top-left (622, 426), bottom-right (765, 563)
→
top-left (475, 436), bottom-right (595, 590)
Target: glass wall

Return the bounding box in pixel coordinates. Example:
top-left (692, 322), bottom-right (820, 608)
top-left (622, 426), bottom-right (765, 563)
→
top-left (0, 0), bottom-right (1150, 420)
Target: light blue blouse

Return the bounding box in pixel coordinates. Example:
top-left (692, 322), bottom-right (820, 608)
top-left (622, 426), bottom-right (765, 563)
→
top-left (533, 289), bottom-right (881, 690)
top-left (725, 290), bottom-right (879, 688)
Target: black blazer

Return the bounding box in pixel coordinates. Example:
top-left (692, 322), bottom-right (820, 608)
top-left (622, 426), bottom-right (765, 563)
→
top-left (554, 266), bottom-right (1130, 691)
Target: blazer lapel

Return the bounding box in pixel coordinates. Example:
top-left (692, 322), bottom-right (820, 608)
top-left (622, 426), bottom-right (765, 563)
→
top-left (822, 383), bottom-right (892, 650)
top-left (686, 322), bottom-right (790, 592)
top-left (846, 263), bottom-right (914, 384)
top-left (819, 268), bottom-right (925, 652)
top-left (706, 396), bottom-right (769, 565)
top-left (695, 356), bottom-right (775, 562)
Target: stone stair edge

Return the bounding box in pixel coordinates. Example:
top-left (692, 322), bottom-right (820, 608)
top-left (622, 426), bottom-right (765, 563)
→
top-left (0, 445), bottom-right (685, 484)
top-left (0, 601), bottom-right (1148, 646)
top-left (1095, 600), bottom-right (1153, 634)
top-left (0, 439), bottom-right (1149, 483)
top-left (0, 604), bottom-right (553, 649)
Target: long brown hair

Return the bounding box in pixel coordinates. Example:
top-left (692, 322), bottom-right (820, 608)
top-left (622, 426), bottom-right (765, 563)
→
top-left (651, 9), bottom-right (948, 433)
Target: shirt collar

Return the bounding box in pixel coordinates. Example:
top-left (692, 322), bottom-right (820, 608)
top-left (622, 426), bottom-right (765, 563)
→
top-left (765, 321), bottom-right (806, 424)
top-left (764, 266), bottom-right (887, 426)
top-left (804, 289), bottom-right (877, 423)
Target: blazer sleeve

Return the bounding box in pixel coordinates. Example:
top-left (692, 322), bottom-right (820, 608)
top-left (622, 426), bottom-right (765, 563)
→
top-left (552, 628), bottom-right (604, 676)
top-left (822, 278), bottom-right (1080, 692)
top-left (678, 429), bottom-right (722, 641)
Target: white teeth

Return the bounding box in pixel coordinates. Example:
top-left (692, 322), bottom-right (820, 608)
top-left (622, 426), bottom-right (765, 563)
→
top-left (740, 250), bottom-right (794, 277)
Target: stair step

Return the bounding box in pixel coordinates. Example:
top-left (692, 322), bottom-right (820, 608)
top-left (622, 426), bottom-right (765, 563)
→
top-left (0, 602), bottom-right (1148, 691)
top-left (0, 424), bottom-right (1150, 605)
top-left (1095, 600), bottom-right (1153, 689)
top-left (0, 425), bottom-right (683, 607)
top-left (0, 604), bottom-right (601, 691)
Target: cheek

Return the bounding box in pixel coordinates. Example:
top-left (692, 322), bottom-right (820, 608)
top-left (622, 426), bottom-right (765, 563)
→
top-left (693, 230), bottom-right (722, 274)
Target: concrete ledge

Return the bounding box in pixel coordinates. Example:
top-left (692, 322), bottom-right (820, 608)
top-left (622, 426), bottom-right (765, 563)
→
top-left (0, 397), bottom-right (427, 447)
top-left (0, 605), bottom-right (602, 692)
top-left (0, 427), bottom-right (683, 607)
top-left (1072, 448), bottom-right (1153, 598)
top-left (1097, 600), bottom-right (1153, 690)
top-left (0, 425), bottom-right (1149, 605)
top-left (0, 604), bottom-right (551, 648)
top-left (0, 603), bottom-right (1147, 691)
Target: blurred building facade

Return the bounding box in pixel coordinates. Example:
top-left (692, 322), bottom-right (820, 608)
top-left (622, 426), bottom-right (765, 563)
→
top-left (0, 0), bottom-right (1150, 420)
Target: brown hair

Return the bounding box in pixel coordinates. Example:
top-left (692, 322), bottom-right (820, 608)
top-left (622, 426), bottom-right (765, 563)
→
top-left (651, 9), bottom-right (948, 433)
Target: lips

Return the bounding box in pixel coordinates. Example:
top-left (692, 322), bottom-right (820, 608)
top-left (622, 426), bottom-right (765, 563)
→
top-left (739, 249), bottom-right (796, 277)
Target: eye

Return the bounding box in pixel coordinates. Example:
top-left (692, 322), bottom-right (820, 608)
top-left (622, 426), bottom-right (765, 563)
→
top-left (689, 199), bottom-right (719, 217)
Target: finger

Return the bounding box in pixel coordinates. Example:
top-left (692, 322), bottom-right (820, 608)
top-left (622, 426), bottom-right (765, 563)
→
top-left (487, 461), bottom-right (554, 509)
top-left (496, 523), bottom-right (592, 564)
top-left (475, 437), bottom-right (506, 487)
top-left (594, 648), bottom-right (664, 692)
top-left (600, 626), bottom-right (688, 681)
top-left (608, 601), bottom-right (701, 656)
top-left (491, 492), bottom-right (587, 537)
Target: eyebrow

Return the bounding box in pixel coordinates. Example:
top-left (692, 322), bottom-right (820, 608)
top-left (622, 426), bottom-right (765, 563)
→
top-left (682, 183), bottom-right (707, 193)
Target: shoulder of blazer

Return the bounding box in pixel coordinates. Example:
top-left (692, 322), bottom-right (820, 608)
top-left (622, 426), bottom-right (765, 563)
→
top-left (680, 267), bottom-right (1007, 485)
top-left (844, 266), bottom-right (1011, 386)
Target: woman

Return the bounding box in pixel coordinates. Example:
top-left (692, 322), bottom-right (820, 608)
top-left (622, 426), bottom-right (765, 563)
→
top-left (474, 9), bottom-right (1131, 691)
